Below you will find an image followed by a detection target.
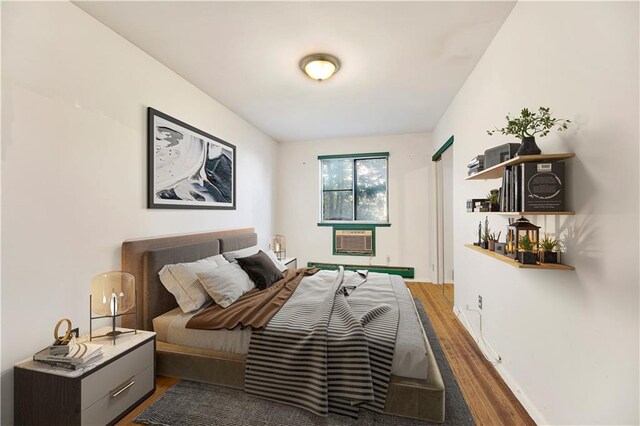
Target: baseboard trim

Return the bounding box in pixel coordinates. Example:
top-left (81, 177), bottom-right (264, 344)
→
top-left (453, 305), bottom-right (549, 426)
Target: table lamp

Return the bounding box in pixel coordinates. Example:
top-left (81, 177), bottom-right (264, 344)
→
top-left (271, 234), bottom-right (286, 260)
top-left (90, 271), bottom-right (137, 344)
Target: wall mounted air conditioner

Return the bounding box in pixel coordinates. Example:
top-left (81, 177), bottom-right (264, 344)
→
top-left (335, 229), bottom-right (374, 255)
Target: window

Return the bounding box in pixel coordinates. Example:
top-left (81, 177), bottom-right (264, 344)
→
top-left (319, 153), bottom-right (389, 223)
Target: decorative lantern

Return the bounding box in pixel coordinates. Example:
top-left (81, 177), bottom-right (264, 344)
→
top-left (508, 217), bottom-right (540, 264)
top-left (271, 234), bottom-right (286, 261)
top-left (90, 271), bottom-right (137, 344)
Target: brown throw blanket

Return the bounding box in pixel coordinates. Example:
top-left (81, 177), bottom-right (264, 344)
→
top-left (186, 267), bottom-right (318, 330)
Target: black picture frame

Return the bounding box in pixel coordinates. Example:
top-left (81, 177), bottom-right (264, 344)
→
top-left (147, 107), bottom-right (236, 210)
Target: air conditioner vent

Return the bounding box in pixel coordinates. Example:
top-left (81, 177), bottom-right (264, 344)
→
top-left (335, 230), bottom-right (374, 255)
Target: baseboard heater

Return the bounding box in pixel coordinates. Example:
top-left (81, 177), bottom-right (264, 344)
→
top-left (307, 262), bottom-right (415, 279)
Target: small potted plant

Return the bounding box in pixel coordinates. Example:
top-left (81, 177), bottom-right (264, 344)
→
top-left (539, 234), bottom-right (562, 264)
top-left (487, 107), bottom-right (571, 156)
top-left (481, 230), bottom-right (490, 250)
top-left (487, 190), bottom-right (500, 212)
top-left (488, 231), bottom-right (501, 251)
top-left (518, 234), bottom-right (538, 265)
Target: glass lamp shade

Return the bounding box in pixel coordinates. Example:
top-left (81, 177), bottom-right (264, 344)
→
top-left (91, 271), bottom-right (135, 316)
top-left (299, 54), bottom-right (340, 81)
top-left (304, 60), bottom-right (336, 81)
top-left (271, 234), bottom-right (286, 260)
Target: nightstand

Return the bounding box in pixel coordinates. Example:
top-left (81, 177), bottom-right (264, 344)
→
top-left (14, 328), bottom-right (155, 426)
top-left (283, 257), bottom-right (297, 270)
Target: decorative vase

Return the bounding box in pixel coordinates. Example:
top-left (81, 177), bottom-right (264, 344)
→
top-left (518, 251), bottom-right (538, 265)
top-left (540, 251), bottom-right (558, 264)
top-left (516, 136), bottom-right (542, 156)
top-left (488, 240), bottom-right (496, 251)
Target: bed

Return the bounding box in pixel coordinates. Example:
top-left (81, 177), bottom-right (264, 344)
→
top-left (122, 228), bottom-right (445, 422)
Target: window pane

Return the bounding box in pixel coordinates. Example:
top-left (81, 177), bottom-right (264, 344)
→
top-left (355, 158), bottom-right (387, 221)
top-left (322, 191), bottom-right (354, 221)
top-left (322, 159), bottom-right (353, 190)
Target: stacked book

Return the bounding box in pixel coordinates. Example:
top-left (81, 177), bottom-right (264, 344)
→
top-left (467, 155), bottom-right (485, 176)
top-left (33, 341), bottom-right (103, 371)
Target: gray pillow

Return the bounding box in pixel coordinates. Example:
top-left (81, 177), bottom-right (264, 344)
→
top-left (236, 250), bottom-right (284, 290)
top-left (223, 245), bottom-right (287, 272)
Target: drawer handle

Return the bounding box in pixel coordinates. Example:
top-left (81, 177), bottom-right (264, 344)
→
top-left (110, 378), bottom-right (135, 398)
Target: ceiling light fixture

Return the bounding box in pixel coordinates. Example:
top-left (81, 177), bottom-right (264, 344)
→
top-left (299, 53), bottom-right (341, 82)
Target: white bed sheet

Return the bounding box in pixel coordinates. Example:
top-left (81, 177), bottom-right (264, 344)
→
top-left (152, 274), bottom-right (428, 380)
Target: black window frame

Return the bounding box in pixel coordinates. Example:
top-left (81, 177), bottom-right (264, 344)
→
top-left (318, 152), bottom-right (390, 225)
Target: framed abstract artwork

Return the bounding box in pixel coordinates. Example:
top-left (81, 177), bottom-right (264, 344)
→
top-left (148, 108), bottom-right (236, 210)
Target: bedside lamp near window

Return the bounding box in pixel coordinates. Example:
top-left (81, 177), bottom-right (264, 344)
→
top-left (271, 234), bottom-right (286, 261)
top-left (90, 271), bottom-right (137, 344)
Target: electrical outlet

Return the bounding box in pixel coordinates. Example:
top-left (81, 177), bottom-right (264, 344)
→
top-left (478, 295), bottom-right (483, 310)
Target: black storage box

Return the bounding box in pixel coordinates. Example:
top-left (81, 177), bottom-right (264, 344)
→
top-left (484, 143), bottom-right (520, 169)
top-left (521, 162), bottom-right (566, 212)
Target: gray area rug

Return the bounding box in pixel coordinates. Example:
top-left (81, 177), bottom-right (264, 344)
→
top-left (134, 299), bottom-right (475, 426)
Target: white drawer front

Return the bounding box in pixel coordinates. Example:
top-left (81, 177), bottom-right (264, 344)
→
top-left (81, 340), bottom-right (153, 411)
top-left (81, 365), bottom-right (154, 426)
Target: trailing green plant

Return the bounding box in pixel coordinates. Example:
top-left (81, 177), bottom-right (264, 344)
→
top-left (487, 107), bottom-right (571, 139)
top-left (539, 234), bottom-right (562, 252)
top-left (518, 234), bottom-right (535, 251)
top-left (488, 231), bottom-right (501, 242)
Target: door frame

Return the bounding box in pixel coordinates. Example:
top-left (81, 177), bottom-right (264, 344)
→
top-left (433, 136), bottom-right (454, 302)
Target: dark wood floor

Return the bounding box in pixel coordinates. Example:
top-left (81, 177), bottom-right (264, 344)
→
top-left (118, 282), bottom-right (535, 426)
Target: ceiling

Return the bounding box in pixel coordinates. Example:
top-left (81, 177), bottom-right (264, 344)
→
top-left (75, 1), bottom-right (515, 143)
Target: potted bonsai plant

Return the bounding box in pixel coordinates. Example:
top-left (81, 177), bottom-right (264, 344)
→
top-left (487, 107), bottom-right (571, 156)
top-left (487, 190), bottom-right (500, 212)
top-left (518, 234), bottom-right (538, 265)
top-left (488, 231), bottom-right (501, 251)
top-left (539, 234), bottom-right (562, 264)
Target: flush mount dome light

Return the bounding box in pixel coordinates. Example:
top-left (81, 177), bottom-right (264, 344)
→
top-left (299, 53), bottom-right (340, 81)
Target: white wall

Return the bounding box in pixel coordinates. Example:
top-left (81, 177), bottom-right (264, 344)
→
top-left (431, 2), bottom-right (639, 424)
top-left (1, 2), bottom-right (278, 423)
top-left (276, 133), bottom-right (432, 280)
top-left (0, 2), bottom-right (4, 415)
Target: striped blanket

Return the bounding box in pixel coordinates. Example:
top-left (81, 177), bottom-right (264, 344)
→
top-left (244, 267), bottom-right (399, 418)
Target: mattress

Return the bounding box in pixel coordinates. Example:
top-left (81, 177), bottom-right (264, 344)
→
top-left (153, 273), bottom-right (428, 380)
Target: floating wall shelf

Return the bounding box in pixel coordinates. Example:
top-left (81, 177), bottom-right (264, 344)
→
top-left (466, 153), bottom-right (575, 180)
top-left (468, 211), bottom-right (575, 216)
top-left (465, 244), bottom-right (575, 270)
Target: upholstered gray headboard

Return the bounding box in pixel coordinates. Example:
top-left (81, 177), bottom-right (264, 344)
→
top-left (218, 233), bottom-right (258, 253)
top-left (121, 228), bottom-right (256, 330)
top-left (142, 240), bottom-right (220, 332)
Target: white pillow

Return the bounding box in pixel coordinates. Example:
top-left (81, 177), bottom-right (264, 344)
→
top-left (210, 254), bottom-right (230, 267)
top-left (158, 255), bottom-right (219, 313)
top-left (196, 263), bottom-right (255, 308)
top-left (223, 245), bottom-right (260, 263)
top-left (223, 246), bottom-right (287, 272)
top-left (264, 250), bottom-right (287, 272)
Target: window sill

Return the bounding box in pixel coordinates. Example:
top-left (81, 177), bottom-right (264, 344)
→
top-left (317, 222), bottom-right (391, 228)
